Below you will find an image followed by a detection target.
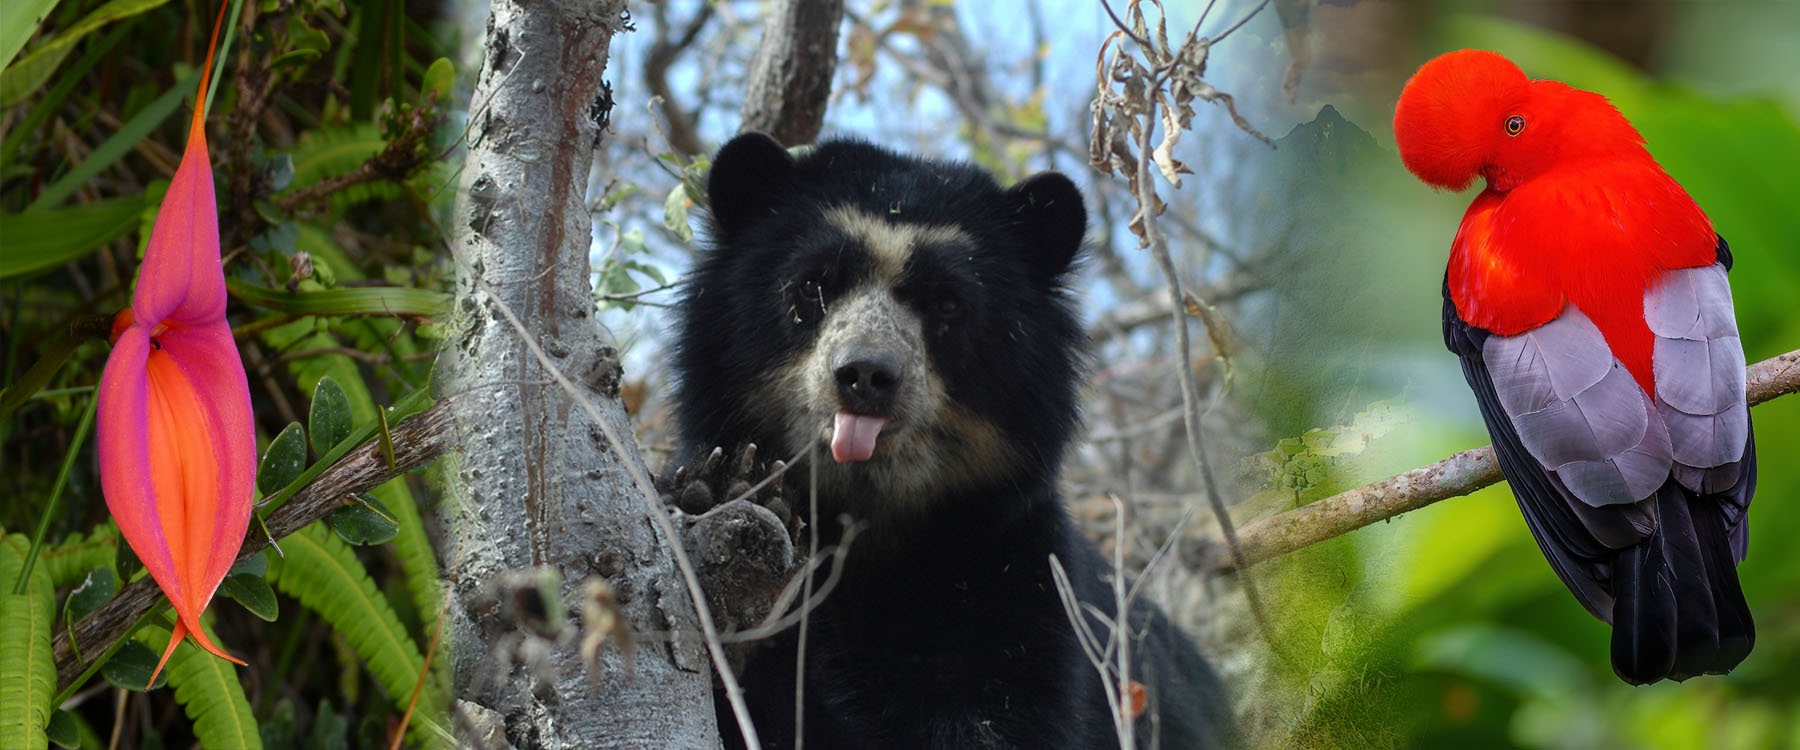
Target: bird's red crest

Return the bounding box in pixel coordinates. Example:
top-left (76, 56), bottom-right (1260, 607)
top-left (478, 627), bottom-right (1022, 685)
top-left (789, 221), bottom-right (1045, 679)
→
top-left (1394, 49), bottom-right (1530, 190)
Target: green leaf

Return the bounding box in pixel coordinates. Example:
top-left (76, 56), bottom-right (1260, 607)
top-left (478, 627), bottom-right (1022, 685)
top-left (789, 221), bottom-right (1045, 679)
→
top-left (268, 526), bottom-right (442, 741)
top-left (227, 550), bottom-right (268, 578)
top-left (258, 423), bottom-right (308, 496)
top-left (114, 536), bottom-right (141, 586)
top-left (307, 699), bottom-right (349, 750)
top-left (27, 67), bottom-right (195, 210)
top-left (101, 640), bottom-right (166, 692)
top-left (308, 377), bottom-right (352, 455)
top-left (0, 0), bottom-right (61, 71)
top-left (420, 57), bottom-right (452, 106)
top-left (0, 535), bottom-right (55, 749)
top-left (63, 567), bottom-right (118, 623)
top-left (327, 495), bottom-right (399, 546)
top-left (45, 709), bottom-right (77, 748)
top-left (266, 153), bottom-right (295, 192)
top-left (218, 574), bottom-right (278, 622)
top-left (0, 0), bottom-right (175, 107)
top-left (141, 624), bottom-right (262, 749)
top-left (0, 196), bottom-right (145, 279)
top-left (663, 183), bottom-right (693, 241)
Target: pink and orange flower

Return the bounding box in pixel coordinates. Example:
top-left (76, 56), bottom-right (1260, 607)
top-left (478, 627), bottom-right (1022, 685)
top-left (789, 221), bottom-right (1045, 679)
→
top-left (95, 4), bottom-right (252, 683)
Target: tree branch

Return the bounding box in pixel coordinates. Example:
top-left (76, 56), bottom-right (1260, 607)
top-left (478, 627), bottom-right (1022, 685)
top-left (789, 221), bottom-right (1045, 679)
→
top-left (54, 399), bottom-right (456, 688)
top-left (645, 0), bottom-right (714, 158)
top-left (740, 0), bottom-right (845, 145)
top-left (1196, 347), bottom-right (1800, 574)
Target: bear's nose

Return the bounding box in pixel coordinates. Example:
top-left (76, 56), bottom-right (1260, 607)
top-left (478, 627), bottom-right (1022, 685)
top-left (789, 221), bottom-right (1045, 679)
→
top-left (834, 356), bottom-right (901, 414)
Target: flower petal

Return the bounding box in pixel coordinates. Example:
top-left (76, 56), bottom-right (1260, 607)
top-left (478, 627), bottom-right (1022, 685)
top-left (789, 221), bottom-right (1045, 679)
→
top-left (98, 328), bottom-right (182, 601)
top-left (99, 320), bottom-right (254, 677)
top-left (132, 128), bottom-right (223, 328)
top-left (153, 321), bottom-right (256, 603)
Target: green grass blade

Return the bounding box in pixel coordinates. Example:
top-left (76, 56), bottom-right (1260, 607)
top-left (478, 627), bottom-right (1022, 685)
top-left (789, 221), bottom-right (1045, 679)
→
top-left (13, 390), bottom-right (94, 594)
top-left (0, 0), bottom-right (61, 71)
top-left (0, 196), bottom-right (145, 279)
top-left (0, 0), bottom-right (173, 107)
top-left (26, 67), bottom-right (194, 211)
top-left (0, 19), bottom-right (133, 170)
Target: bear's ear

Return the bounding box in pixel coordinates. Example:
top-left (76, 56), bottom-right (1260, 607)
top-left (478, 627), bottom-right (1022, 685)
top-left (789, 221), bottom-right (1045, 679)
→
top-left (1003, 172), bottom-right (1086, 280)
top-left (707, 132), bottom-right (795, 238)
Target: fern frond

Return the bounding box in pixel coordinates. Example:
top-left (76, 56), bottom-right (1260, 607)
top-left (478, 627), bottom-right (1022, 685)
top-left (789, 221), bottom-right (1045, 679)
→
top-left (141, 623), bottom-right (262, 749)
top-left (0, 534), bottom-right (55, 749)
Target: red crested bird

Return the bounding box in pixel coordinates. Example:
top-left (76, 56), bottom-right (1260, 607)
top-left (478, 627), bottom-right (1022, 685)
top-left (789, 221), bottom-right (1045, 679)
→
top-left (1393, 49), bottom-right (1756, 684)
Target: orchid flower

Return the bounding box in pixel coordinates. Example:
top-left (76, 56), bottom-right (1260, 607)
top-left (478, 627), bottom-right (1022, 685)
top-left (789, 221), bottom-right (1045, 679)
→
top-left (96, 4), bottom-right (252, 683)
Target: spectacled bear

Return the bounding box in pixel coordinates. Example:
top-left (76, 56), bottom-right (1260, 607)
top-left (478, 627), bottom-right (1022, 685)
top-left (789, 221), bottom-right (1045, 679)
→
top-left (669, 132), bottom-right (1233, 749)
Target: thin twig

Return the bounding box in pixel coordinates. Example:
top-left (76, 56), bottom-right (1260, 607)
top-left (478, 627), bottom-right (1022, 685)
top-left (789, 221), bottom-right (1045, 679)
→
top-left (1103, 0), bottom-right (1295, 668)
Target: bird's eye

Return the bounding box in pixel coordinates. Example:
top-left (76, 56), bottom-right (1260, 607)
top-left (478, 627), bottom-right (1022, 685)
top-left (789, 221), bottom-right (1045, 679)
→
top-left (799, 278), bottom-right (823, 301)
top-left (1505, 115), bottom-right (1526, 136)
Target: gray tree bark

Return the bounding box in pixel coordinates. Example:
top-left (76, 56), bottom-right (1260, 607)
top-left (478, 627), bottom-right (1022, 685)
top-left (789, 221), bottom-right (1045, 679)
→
top-left (740, 0), bottom-right (845, 145)
top-left (443, 0), bottom-right (719, 747)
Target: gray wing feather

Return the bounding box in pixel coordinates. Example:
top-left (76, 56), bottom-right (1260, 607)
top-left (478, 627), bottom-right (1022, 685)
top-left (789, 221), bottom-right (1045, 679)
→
top-left (1647, 265), bottom-right (1750, 490)
top-left (1483, 308), bottom-right (1673, 507)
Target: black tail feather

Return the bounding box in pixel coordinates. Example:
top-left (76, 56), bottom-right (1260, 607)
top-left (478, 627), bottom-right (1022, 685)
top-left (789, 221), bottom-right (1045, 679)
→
top-left (1611, 483), bottom-right (1754, 684)
top-left (1610, 542), bottom-right (1677, 685)
top-left (1691, 495), bottom-right (1755, 670)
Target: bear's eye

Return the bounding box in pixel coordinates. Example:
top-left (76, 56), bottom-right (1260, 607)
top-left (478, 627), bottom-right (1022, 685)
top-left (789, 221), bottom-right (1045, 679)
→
top-left (932, 296), bottom-right (961, 318)
top-left (1504, 115), bottom-right (1525, 136)
top-left (799, 278), bottom-right (823, 301)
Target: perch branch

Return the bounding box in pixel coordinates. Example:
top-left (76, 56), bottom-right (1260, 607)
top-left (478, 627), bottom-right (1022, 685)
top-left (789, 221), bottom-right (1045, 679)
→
top-left (1197, 347), bottom-right (1800, 574)
top-left (53, 399), bottom-right (456, 689)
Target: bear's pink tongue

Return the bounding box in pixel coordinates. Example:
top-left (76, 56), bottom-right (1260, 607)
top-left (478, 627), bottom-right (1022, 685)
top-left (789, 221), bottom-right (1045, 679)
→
top-left (830, 412), bottom-right (887, 463)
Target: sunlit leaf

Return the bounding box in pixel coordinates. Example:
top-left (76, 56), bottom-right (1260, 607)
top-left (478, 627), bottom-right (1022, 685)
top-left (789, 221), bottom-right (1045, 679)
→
top-left (0, 0), bottom-right (174, 107)
top-left (0, 0), bottom-right (61, 71)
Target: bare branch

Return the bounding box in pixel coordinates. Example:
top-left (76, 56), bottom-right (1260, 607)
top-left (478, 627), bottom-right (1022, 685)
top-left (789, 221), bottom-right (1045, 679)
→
top-left (1196, 347), bottom-right (1800, 574)
top-left (740, 0), bottom-right (845, 145)
top-left (645, 1), bottom-right (716, 158)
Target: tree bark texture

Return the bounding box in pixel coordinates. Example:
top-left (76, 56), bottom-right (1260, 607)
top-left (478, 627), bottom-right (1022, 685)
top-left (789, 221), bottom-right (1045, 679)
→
top-left (444, 0), bottom-right (719, 747)
top-left (740, 0), bottom-right (845, 145)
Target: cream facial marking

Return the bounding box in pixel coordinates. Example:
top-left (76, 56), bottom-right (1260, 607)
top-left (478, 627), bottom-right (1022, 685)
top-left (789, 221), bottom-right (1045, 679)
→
top-left (822, 205), bottom-right (973, 283)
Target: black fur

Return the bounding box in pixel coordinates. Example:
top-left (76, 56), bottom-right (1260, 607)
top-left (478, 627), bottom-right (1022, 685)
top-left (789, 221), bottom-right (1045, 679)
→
top-left (672, 133), bottom-right (1232, 748)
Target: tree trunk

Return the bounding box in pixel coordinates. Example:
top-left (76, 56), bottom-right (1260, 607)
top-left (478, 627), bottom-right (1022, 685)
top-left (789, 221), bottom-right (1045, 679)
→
top-left (443, 0), bottom-right (719, 747)
top-left (740, 0), bottom-right (845, 145)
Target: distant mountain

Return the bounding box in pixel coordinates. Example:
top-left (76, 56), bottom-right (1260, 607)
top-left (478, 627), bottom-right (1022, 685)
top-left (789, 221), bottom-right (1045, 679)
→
top-left (1269, 104), bottom-right (1387, 184)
